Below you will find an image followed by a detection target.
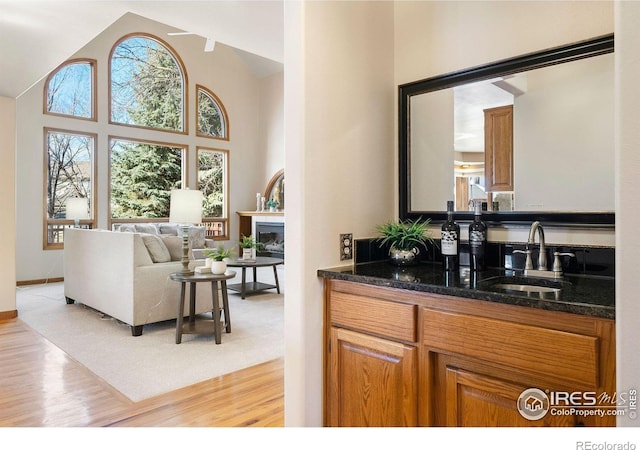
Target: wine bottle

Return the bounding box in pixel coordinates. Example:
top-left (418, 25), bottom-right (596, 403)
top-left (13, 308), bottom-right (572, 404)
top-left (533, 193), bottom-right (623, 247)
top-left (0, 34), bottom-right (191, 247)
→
top-left (469, 202), bottom-right (487, 272)
top-left (441, 201), bottom-right (460, 271)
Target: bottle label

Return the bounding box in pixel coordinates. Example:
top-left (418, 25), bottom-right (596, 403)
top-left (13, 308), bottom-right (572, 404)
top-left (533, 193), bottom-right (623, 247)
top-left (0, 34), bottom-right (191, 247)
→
top-left (470, 230), bottom-right (486, 245)
top-left (441, 230), bottom-right (458, 255)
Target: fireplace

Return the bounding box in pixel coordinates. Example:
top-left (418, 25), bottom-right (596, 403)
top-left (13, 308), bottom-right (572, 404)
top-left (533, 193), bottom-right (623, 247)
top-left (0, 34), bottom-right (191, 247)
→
top-left (256, 222), bottom-right (284, 259)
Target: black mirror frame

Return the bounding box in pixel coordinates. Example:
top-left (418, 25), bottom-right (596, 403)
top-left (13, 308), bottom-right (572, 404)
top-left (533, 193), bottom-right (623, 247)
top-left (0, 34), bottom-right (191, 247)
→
top-left (399, 34), bottom-right (615, 227)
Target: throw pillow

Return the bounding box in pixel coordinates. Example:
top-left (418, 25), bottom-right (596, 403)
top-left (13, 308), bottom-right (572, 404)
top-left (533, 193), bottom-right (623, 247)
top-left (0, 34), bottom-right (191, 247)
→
top-left (160, 235), bottom-right (184, 262)
top-left (158, 223), bottom-right (179, 235)
top-left (135, 223), bottom-right (159, 234)
top-left (117, 223), bottom-right (137, 233)
top-left (141, 234), bottom-right (171, 263)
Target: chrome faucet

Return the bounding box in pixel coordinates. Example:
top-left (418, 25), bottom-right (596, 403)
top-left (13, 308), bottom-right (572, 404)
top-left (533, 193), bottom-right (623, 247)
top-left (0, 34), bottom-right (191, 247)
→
top-left (513, 221), bottom-right (560, 279)
top-left (528, 221), bottom-right (547, 271)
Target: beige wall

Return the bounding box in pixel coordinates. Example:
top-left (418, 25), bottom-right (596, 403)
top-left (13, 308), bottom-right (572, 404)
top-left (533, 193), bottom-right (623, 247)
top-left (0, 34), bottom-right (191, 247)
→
top-left (259, 71), bottom-right (285, 188)
top-left (615, 0), bottom-right (640, 427)
top-left (284, 0), bottom-right (396, 425)
top-left (0, 97), bottom-right (16, 315)
top-left (15, 12), bottom-right (283, 282)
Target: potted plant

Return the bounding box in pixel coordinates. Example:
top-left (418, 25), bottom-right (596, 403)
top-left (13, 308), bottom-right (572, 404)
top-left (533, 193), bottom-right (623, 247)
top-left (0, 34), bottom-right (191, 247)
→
top-left (239, 235), bottom-right (262, 260)
top-left (266, 197), bottom-right (279, 212)
top-left (203, 245), bottom-right (232, 274)
top-left (375, 217), bottom-right (434, 266)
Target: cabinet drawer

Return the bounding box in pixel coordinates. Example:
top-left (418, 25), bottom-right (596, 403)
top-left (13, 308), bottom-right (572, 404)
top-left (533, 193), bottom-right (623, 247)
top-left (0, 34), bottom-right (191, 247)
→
top-left (330, 291), bottom-right (417, 343)
top-left (423, 308), bottom-right (599, 388)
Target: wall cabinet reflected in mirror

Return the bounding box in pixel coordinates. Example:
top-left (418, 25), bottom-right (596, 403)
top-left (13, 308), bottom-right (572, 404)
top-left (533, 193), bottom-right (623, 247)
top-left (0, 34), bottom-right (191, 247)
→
top-left (400, 34), bottom-right (615, 226)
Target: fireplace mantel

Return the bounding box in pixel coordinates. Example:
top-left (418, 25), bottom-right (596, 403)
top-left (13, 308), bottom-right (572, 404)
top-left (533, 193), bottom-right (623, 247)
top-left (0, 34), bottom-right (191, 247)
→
top-left (236, 211), bottom-right (284, 239)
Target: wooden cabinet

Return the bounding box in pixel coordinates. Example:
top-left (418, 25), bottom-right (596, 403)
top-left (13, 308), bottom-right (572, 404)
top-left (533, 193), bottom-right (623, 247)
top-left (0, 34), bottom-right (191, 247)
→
top-left (324, 280), bottom-right (418, 426)
top-left (484, 105), bottom-right (514, 192)
top-left (323, 279), bottom-right (615, 427)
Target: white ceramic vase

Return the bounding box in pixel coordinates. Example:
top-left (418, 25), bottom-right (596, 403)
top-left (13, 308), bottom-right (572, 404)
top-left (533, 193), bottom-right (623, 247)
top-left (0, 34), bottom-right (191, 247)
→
top-left (210, 260), bottom-right (227, 275)
top-left (242, 248), bottom-right (252, 260)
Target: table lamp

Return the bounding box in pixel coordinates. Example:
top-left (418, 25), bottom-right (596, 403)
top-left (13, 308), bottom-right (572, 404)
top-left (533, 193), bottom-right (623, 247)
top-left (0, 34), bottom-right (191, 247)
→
top-left (169, 189), bottom-right (204, 275)
top-left (66, 197), bottom-right (89, 228)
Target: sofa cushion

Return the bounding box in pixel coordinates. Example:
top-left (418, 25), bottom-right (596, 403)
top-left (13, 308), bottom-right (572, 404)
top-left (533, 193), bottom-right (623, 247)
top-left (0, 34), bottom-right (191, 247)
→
top-left (160, 235), bottom-right (184, 261)
top-left (140, 234), bottom-right (171, 263)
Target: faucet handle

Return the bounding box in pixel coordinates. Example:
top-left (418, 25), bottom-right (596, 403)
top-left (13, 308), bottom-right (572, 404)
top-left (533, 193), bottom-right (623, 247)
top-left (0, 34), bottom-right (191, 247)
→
top-left (513, 249), bottom-right (533, 270)
top-left (552, 251), bottom-right (576, 273)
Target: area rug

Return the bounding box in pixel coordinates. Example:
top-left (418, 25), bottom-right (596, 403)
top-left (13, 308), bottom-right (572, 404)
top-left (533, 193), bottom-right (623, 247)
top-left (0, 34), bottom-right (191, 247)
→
top-left (16, 280), bottom-right (284, 402)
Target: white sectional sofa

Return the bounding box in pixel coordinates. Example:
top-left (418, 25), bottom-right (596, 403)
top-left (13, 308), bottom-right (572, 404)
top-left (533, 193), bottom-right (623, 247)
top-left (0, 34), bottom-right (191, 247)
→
top-left (63, 228), bottom-right (212, 336)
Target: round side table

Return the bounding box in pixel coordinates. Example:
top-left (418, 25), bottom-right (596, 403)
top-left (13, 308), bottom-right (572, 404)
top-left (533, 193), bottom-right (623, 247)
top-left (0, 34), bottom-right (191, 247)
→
top-left (169, 270), bottom-right (236, 344)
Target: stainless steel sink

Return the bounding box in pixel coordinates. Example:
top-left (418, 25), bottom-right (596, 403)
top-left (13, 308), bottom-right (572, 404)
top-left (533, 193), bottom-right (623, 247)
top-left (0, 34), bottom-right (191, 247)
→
top-left (478, 275), bottom-right (566, 298)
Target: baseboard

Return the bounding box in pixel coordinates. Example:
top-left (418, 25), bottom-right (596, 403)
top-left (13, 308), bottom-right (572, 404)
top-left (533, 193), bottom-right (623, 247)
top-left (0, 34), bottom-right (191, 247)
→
top-left (16, 277), bottom-right (64, 286)
top-left (0, 310), bottom-right (18, 321)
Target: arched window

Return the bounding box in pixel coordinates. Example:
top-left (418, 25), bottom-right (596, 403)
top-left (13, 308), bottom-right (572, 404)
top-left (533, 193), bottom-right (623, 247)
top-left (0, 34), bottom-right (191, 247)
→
top-left (197, 85), bottom-right (229, 140)
top-left (110, 34), bottom-right (186, 133)
top-left (44, 59), bottom-right (96, 120)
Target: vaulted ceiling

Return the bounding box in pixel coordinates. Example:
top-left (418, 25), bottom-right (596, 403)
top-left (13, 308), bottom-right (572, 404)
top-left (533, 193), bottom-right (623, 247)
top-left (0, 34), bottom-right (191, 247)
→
top-left (0, 1), bottom-right (284, 98)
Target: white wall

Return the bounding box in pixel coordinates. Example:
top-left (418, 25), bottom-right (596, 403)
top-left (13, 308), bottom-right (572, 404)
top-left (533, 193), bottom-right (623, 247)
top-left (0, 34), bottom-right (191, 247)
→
top-left (284, 0), bottom-right (395, 426)
top-left (0, 97), bottom-right (16, 315)
top-left (15, 12), bottom-right (282, 282)
top-left (615, 0), bottom-right (640, 427)
top-left (515, 53), bottom-right (614, 211)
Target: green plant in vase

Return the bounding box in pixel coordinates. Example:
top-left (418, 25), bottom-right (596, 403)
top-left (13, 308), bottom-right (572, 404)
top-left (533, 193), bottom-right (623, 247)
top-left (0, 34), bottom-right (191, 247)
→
top-left (239, 235), bottom-right (262, 260)
top-left (266, 197), bottom-right (279, 212)
top-left (202, 245), bottom-right (233, 274)
top-left (375, 217), bottom-right (433, 266)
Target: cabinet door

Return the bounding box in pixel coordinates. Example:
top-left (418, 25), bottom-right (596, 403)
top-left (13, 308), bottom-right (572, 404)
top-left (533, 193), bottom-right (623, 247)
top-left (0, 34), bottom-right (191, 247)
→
top-left (444, 365), bottom-right (578, 427)
top-left (328, 327), bottom-right (417, 427)
top-left (485, 105), bottom-right (514, 192)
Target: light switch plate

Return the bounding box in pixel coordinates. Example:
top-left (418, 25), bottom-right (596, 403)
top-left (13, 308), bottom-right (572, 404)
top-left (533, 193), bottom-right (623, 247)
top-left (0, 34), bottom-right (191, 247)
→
top-left (340, 233), bottom-right (353, 261)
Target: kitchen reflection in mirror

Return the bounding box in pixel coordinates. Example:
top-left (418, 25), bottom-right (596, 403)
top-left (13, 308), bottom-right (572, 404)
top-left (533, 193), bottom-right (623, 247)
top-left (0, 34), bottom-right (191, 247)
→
top-left (409, 52), bottom-right (614, 213)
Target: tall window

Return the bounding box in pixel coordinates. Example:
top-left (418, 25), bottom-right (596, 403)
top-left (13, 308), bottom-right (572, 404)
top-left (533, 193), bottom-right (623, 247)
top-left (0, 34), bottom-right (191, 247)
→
top-left (110, 138), bottom-right (185, 219)
top-left (44, 128), bottom-right (96, 249)
top-left (44, 59), bottom-right (96, 120)
top-left (110, 35), bottom-right (186, 132)
top-left (44, 32), bottom-right (233, 248)
top-left (198, 147), bottom-right (229, 238)
top-left (197, 85), bottom-right (228, 140)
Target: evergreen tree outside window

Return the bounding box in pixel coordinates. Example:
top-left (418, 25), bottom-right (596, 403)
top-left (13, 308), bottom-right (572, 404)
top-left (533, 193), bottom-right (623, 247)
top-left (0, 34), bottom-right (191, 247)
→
top-left (110, 35), bottom-right (186, 132)
top-left (197, 85), bottom-right (228, 140)
top-left (45, 59), bottom-right (96, 119)
top-left (198, 147), bottom-right (229, 239)
top-left (45, 129), bottom-right (96, 248)
top-left (110, 138), bottom-right (185, 219)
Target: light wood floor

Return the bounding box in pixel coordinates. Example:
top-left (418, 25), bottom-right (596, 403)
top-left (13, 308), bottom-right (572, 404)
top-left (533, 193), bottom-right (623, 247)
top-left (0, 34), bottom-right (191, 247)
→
top-left (0, 318), bottom-right (284, 427)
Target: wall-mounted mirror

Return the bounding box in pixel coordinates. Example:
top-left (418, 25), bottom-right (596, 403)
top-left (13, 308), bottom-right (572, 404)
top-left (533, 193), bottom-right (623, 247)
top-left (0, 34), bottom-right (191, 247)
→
top-left (399, 34), bottom-right (614, 226)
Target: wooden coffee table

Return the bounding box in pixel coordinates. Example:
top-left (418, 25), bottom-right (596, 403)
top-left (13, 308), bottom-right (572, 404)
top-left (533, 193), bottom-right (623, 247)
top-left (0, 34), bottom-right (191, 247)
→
top-left (226, 257), bottom-right (284, 299)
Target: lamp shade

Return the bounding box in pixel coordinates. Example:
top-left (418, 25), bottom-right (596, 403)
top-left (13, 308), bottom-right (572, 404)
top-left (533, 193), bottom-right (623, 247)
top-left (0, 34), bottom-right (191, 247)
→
top-left (66, 197), bottom-right (89, 220)
top-left (169, 189), bottom-right (203, 224)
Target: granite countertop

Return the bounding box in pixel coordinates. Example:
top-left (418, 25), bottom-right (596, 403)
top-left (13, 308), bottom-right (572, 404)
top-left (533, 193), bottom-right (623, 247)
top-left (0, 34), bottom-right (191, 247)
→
top-left (318, 261), bottom-right (615, 319)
